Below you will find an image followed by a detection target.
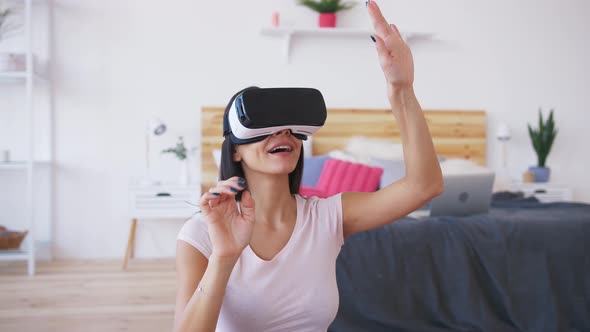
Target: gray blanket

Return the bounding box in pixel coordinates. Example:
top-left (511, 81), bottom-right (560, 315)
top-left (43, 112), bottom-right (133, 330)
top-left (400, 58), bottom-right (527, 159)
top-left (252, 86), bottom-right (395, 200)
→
top-left (329, 199), bottom-right (590, 332)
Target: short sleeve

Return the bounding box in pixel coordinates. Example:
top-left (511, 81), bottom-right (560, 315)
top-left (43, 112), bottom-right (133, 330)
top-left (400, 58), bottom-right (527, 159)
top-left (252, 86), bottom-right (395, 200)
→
top-left (177, 214), bottom-right (212, 259)
top-left (318, 193), bottom-right (344, 247)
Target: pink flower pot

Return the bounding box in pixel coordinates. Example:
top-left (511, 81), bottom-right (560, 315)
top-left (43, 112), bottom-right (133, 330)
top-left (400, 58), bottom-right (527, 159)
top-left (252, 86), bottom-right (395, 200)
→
top-left (319, 13), bottom-right (336, 28)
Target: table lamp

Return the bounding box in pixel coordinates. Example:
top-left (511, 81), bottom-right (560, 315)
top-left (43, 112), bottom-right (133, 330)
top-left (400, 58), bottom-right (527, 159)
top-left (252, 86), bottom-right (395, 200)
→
top-left (139, 117), bottom-right (167, 186)
top-left (494, 122), bottom-right (512, 191)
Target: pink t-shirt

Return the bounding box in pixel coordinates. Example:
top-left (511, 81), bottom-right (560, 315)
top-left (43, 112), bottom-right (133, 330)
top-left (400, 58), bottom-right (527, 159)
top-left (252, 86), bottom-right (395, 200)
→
top-left (177, 193), bottom-right (344, 332)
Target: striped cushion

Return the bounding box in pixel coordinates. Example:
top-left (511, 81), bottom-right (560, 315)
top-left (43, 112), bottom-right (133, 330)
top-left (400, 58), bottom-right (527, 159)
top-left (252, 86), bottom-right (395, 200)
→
top-left (299, 185), bottom-right (329, 198)
top-left (315, 159), bottom-right (383, 196)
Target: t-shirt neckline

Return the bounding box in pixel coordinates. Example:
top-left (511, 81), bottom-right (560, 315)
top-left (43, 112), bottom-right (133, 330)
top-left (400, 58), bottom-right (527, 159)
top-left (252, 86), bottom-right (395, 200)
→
top-left (246, 194), bottom-right (301, 263)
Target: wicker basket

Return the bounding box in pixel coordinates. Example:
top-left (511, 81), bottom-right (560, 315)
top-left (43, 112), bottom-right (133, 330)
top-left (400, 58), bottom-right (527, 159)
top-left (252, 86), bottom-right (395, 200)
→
top-left (0, 228), bottom-right (28, 250)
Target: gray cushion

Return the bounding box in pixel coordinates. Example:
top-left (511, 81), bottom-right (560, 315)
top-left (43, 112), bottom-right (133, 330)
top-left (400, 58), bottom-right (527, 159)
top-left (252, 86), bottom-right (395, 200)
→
top-left (301, 155), bottom-right (331, 187)
top-left (370, 158), bottom-right (406, 189)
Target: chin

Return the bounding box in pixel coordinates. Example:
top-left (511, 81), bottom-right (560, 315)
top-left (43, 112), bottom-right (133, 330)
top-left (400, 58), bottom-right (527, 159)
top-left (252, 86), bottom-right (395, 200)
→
top-left (264, 161), bottom-right (299, 175)
top-left (257, 155), bottom-right (300, 175)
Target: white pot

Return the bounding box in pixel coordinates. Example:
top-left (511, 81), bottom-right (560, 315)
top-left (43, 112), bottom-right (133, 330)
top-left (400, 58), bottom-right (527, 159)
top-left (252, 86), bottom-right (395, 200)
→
top-left (179, 159), bottom-right (190, 186)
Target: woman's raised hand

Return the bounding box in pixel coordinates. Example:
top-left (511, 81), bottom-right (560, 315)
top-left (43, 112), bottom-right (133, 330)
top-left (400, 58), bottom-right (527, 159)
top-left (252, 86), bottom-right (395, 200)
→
top-left (367, 0), bottom-right (414, 90)
top-left (199, 177), bottom-right (255, 259)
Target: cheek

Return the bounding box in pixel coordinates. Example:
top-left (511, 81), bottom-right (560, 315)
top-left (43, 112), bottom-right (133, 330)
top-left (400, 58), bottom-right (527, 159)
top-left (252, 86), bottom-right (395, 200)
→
top-left (234, 145), bottom-right (247, 163)
top-left (235, 144), bottom-right (264, 164)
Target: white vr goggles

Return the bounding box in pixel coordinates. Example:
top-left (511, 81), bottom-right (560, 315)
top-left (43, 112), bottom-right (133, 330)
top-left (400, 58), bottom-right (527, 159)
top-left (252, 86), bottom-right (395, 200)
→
top-left (223, 88), bottom-right (327, 144)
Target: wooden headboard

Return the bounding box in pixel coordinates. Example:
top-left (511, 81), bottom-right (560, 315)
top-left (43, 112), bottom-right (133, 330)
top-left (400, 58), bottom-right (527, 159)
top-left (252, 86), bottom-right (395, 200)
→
top-left (201, 108), bottom-right (486, 189)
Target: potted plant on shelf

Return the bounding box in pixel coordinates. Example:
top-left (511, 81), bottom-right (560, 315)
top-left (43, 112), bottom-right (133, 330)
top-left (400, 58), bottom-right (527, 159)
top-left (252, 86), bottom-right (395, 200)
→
top-left (0, 2), bottom-right (15, 41)
top-left (0, 1), bottom-right (22, 72)
top-left (162, 136), bottom-right (198, 186)
top-left (527, 108), bottom-right (557, 182)
top-left (297, 0), bottom-right (356, 28)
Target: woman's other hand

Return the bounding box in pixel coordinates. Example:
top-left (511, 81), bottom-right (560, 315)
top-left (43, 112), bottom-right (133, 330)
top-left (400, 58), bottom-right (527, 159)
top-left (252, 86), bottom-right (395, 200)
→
top-left (367, 1), bottom-right (415, 92)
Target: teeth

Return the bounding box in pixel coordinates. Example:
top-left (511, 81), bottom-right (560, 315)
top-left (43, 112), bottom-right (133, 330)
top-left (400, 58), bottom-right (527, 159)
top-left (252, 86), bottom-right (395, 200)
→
top-left (269, 145), bottom-right (292, 153)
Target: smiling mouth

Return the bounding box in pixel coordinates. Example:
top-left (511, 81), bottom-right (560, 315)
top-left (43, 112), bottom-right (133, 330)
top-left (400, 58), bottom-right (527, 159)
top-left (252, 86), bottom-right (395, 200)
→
top-left (268, 146), bottom-right (294, 154)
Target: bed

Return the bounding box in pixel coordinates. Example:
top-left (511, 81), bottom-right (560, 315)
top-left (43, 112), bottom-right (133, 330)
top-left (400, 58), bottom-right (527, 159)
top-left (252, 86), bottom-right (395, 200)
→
top-left (200, 107), bottom-right (590, 331)
top-left (331, 196), bottom-right (590, 331)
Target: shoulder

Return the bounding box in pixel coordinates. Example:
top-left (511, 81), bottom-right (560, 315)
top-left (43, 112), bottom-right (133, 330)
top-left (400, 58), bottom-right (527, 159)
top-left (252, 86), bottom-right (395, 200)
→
top-left (297, 193), bottom-right (344, 246)
top-left (177, 213), bottom-right (212, 258)
top-left (298, 193), bottom-right (343, 213)
top-left (179, 213), bottom-right (209, 236)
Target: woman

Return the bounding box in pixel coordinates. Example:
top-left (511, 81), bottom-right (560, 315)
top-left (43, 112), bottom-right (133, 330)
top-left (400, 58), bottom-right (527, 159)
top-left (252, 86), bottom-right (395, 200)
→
top-left (174, 1), bottom-right (443, 331)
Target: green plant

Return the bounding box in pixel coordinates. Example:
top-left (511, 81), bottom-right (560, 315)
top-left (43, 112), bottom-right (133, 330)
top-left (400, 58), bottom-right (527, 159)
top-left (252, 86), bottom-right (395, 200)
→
top-left (0, 1), bottom-right (20, 41)
top-left (297, 0), bottom-right (356, 13)
top-left (527, 108), bottom-right (557, 167)
top-left (0, 7), bottom-right (12, 39)
top-left (162, 136), bottom-right (189, 161)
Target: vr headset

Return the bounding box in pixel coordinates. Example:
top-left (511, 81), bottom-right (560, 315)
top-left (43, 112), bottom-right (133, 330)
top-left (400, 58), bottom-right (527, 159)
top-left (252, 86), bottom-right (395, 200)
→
top-left (223, 88), bottom-right (327, 144)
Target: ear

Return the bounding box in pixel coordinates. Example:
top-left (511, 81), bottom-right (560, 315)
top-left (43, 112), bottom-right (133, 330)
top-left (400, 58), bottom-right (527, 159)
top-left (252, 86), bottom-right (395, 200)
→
top-left (233, 150), bottom-right (242, 162)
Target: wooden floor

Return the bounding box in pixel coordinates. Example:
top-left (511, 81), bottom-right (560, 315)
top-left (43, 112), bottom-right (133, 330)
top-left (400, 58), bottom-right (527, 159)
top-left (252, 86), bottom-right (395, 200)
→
top-left (0, 258), bottom-right (176, 332)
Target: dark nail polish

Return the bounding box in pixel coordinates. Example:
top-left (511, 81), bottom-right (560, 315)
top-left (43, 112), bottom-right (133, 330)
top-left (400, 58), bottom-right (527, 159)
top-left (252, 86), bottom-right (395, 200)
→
top-left (370, 35), bottom-right (376, 42)
top-left (230, 187), bottom-right (238, 192)
top-left (238, 182), bottom-right (246, 188)
top-left (212, 192), bottom-right (220, 196)
top-left (238, 177), bottom-right (246, 182)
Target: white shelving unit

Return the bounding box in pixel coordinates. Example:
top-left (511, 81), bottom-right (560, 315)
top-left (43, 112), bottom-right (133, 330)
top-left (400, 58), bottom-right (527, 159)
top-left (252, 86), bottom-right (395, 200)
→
top-left (260, 27), bottom-right (434, 63)
top-left (510, 182), bottom-right (573, 203)
top-left (0, 161), bottom-right (50, 170)
top-left (0, 71), bottom-right (27, 79)
top-left (0, 0), bottom-right (50, 276)
top-left (0, 70), bottom-right (45, 81)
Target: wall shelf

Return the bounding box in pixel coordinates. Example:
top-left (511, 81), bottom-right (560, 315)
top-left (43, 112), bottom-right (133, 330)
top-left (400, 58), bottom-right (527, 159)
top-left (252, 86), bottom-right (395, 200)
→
top-left (0, 71), bottom-right (27, 79)
top-left (260, 27), bottom-right (434, 63)
top-left (0, 70), bottom-right (46, 82)
top-left (0, 250), bottom-right (29, 261)
top-left (0, 161), bottom-right (51, 170)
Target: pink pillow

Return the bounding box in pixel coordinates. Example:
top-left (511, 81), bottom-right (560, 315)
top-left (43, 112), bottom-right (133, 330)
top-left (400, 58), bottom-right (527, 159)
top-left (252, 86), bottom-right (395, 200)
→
top-left (299, 185), bottom-right (329, 198)
top-left (315, 159), bottom-right (384, 196)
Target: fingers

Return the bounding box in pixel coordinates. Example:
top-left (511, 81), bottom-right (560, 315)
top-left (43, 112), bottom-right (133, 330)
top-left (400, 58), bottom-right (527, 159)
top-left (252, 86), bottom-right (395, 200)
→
top-left (239, 190), bottom-right (256, 221)
top-left (372, 34), bottom-right (392, 65)
top-left (198, 192), bottom-right (215, 214)
top-left (389, 23), bottom-right (402, 40)
top-left (199, 176), bottom-right (247, 213)
top-left (367, 1), bottom-right (404, 43)
top-left (209, 176), bottom-right (247, 196)
top-left (367, 1), bottom-right (393, 40)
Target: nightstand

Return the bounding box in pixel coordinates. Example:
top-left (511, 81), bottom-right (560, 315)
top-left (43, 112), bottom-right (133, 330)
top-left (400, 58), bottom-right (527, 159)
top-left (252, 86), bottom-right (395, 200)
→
top-left (510, 182), bottom-right (573, 203)
top-left (124, 183), bottom-right (201, 269)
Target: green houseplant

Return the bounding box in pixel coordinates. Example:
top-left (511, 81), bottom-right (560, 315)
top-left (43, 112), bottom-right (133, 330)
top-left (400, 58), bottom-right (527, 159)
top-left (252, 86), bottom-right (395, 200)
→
top-left (162, 136), bottom-right (198, 185)
top-left (527, 108), bottom-right (557, 182)
top-left (298, 0), bottom-right (356, 28)
top-left (0, 4), bottom-right (13, 41)
top-left (0, 1), bottom-right (21, 41)
top-left (162, 136), bottom-right (188, 160)
top-left (0, 2), bottom-right (22, 72)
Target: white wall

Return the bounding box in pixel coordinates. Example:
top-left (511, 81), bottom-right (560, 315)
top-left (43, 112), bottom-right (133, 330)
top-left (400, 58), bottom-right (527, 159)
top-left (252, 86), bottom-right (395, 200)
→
top-left (1, 0), bottom-right (589, 259)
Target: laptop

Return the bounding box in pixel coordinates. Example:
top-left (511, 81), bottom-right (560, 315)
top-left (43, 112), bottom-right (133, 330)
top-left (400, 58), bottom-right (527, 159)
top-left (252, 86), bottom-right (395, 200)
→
top-left (409, 173), bottom-right (495, 218)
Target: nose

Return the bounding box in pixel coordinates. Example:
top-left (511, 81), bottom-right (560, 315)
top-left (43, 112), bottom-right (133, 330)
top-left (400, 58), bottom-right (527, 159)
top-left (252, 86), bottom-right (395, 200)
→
top-left (273, 129), bottom-right (292, 136)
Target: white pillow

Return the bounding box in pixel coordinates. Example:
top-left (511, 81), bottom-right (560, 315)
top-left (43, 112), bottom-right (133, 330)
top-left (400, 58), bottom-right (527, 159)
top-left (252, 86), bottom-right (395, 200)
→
top-left (212, 149), bottom-right (222, 169)
top-left (344, 136), bottom-right (404, 161)
top-left (302, 136), bottom-right (313, 158)
top-left (440, 158), bottom-right (493, 175)
top-left (328, 150), bottom-right (371, 165)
